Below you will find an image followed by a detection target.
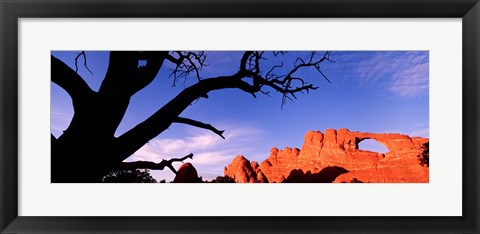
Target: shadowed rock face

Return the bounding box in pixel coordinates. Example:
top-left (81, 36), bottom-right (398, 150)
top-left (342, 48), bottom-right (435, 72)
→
top-left (222, 128), bottom-right (429, 183)
top-left (284, 166), bottom-right (349, 183)
top-left (173, 163), bottom-right (200, 183)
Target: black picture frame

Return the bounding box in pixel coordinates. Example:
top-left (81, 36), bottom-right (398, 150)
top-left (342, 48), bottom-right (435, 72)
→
top-left (1, 0), bottom-right (479, 233)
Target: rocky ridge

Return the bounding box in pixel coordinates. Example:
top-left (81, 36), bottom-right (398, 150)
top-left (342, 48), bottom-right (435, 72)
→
top-left (223, 128), bottom-right (429, 183)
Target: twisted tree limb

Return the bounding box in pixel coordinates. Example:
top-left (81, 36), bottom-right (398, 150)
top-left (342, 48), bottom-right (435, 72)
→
top-left (51, 55), bottom-right (94, 102)
top-left (118, 153), bottom-right (194, 174)
top-left (174, 117), bottom-right (225, 139)
top-left (116, 51), bottom-right (332, 160)
top-left (168, 51), bottom-right (207, 86)
top-left (99, 51), bottom-right (168, 96)
top-left (74, 51), bottom-right (93, 74)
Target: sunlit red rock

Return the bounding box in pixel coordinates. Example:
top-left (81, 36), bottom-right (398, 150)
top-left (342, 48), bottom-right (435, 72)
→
top-left (222, 128), bottom-right (429, 183)
top-left (224, 156), bottom-right (258, 183)
top-left (173, 163), bottom-right (200, 183)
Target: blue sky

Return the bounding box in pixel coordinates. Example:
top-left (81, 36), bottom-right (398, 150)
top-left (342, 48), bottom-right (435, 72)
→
top-left (51, 51), bottom-right (429, 181)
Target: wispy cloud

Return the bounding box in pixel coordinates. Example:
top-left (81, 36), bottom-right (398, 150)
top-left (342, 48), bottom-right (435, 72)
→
top-left (388, 52), bottom-right (429, 97)
top-left (333, 51), bottom-right (429, 98)
top-left (50, 106), bottom-right (73, 137)
top-left (190, 150), bottom-right (237, 166)
top-left (409, 122), bottom-right (429, 137)
top-left (380, 127), bottom-right (429, 138)
top-left (126, 133), bottom-right (224, 162)
top-left (410, 128), bottom-right (429, 138)
top-left (124, 124), bottom-right (265, 181)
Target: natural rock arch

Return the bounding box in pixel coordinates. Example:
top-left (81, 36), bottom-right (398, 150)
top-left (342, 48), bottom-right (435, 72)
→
top-left (223, 128), bottom-right (429, 183)
top-left (355, 137), bottom-right (390, 153)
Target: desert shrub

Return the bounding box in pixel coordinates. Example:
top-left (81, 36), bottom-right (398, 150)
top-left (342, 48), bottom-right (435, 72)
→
top-left (102, 169), bottom-right (157, 183)
top-left (349, 178), bottom-right (364, 183)
top-left (418, 142), bottom-right (429, 167)
top-left (208, 176), bottom-right (236, 183)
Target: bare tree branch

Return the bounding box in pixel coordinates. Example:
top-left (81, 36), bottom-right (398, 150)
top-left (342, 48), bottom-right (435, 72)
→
top-left (165, 53), bottom-right (181, 64)
top-left (115, 73), bottom-right (250, 160)
top-left (117, 153), bottom-right (193, 174)
top-left (115, 51), bottom-right (333, 160)
top-left (240, 51), bottom-right (254, 71)
top-left (74, 51), bottom-right (93, 75)
top-left (174, 117), bottom-right (225, 139)
top-left (51, 55), bottom-right (94, 102)
top-left (239, 51), bottom-right (332, 108)
top-left (129, 51), bottom-right (168, 94)
top-left (99, 51), bottom-right (139, 95)
top-left (99, 51), bottom-right (169, 96)
top-left (51, 134), bottom-right (57, 147)
top-left (168, 51), bottom-right (207, 86)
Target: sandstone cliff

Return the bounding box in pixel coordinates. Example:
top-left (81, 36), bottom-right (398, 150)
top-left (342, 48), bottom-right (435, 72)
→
top-left (223, 128), bottom-right (429, 183)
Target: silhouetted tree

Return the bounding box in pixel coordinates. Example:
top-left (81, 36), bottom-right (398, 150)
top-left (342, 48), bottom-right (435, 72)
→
top-left (102, 169), bottom-right (157, 183)
top-left (51, 51), bottom-right (332, 182)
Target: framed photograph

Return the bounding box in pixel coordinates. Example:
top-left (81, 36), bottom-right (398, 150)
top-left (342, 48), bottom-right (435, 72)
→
top-left (1, 0), bottom-right (478, 233)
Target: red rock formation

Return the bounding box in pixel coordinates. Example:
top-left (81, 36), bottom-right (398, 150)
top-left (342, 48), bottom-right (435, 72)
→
top-left (251, 161), bottom-right (269, 183)
top-left (173, 163), bottom-right (200, 183)
top-left (224, 156), bottom-right (258, 183)
top-left (223, 128), bottom-right (429, 183)
top-left (259, 147), bottom-right (301, 182)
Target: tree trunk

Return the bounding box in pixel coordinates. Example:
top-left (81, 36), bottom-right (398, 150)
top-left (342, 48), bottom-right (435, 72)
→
top-left (51, 92), bottom-right (130, 182)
